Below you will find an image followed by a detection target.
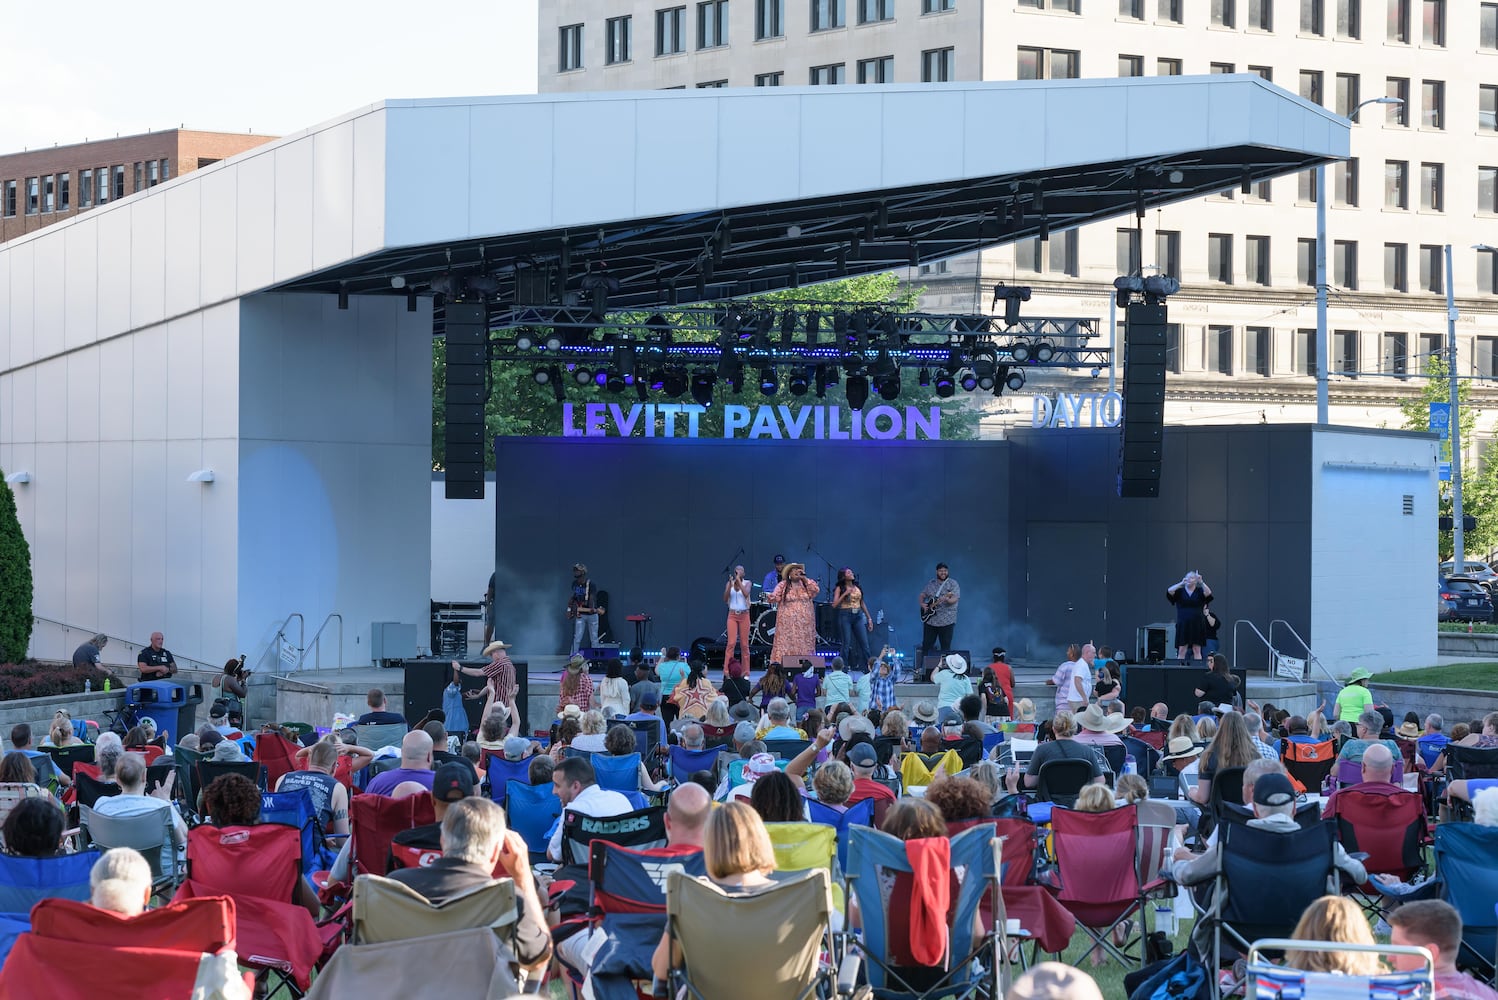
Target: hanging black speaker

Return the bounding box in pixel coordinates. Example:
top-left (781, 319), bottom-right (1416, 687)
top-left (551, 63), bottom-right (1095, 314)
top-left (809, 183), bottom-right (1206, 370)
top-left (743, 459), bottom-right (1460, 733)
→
top-left (445, 302), bottom-right (487, 500)
top-left (1117, 302), bottom-right (1167, 498)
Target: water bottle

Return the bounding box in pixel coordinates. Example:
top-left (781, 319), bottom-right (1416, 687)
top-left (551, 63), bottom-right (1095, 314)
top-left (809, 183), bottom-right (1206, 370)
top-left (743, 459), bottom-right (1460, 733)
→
top-left (1123, 754), bottom-right (1137, 776)
top-left (84, 679), bottom-right (92, 693)
top-left (103, 677), bottom-right (111, 692)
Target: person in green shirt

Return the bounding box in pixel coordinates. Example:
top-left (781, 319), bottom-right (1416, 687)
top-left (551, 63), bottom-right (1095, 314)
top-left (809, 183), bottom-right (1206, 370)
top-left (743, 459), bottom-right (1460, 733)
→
top-left (1334, 668), bottom-right (1377, 721)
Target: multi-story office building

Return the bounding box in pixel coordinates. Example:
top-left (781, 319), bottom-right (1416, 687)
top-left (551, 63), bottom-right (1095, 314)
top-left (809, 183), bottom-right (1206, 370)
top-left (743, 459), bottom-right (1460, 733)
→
top-left (0, 130), bottom-right (275, 244)
top-left (539, 0), bottom-right (1498, 444)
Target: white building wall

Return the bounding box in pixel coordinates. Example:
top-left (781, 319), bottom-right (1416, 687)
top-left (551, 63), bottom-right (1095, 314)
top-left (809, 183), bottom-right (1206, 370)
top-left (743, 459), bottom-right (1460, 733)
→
top-left (430, 477), bottom-right (496, 604)
top-left (1309, 427), bottom-right (1437, 676)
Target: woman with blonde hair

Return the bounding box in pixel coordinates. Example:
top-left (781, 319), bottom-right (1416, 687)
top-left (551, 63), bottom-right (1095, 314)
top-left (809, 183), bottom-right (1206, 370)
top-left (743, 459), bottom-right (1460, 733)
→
top-left (570, 709), bottom-right (610, 753)
top-left (1284, 896), bottom-right (1384, 975)
top-left (1307, 710), bottom-right (1330, 740)
top-left (1190, 711), bottom-right (1257, 806)
top-left (1168, 714), bottom-right (1199, 745)
top-left (43, 711), bottom-right (82, 749)
top-left (1075, 783), bottom-right (1117, 813)
top-left (1196, 717), bottom-right (1218, 742)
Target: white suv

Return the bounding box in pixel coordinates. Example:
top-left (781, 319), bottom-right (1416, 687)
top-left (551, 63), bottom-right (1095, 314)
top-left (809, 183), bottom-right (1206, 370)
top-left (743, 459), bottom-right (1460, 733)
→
top-left (1440, 560), bottom-right (1498, 591)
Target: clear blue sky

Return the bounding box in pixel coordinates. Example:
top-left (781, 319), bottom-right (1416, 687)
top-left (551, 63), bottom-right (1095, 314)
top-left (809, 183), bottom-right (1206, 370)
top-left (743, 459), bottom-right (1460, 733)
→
top-left (0, 1), bottom-right (538, 151)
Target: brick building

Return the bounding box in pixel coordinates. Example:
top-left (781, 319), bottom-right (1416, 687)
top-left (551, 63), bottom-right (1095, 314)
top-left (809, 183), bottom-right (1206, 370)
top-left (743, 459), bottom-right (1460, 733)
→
top-left (0, 129), bottom-right (275, 243)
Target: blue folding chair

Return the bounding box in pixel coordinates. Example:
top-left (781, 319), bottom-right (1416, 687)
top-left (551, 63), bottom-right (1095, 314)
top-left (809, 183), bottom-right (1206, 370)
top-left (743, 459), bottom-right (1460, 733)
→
top-left (1416, 733), bottom-right (1450, 770)
top-left (591, 753), bottom-right (644, 794)
top-left (505, 780), bottom-right (562, 862)
top-left (668, 746), bottom-right (722, 784)
top-left (483, 757), bottom-right (533, 804)
top-left (582, 841), bottom-right (707, 1000)
top-left (806, 797), bottom-right (875, 871)
top-left (258, 787), bottom-right (333, 876)
top-left (981, 732), bottom-right (1004, 755)
top-left (0, 911), bottom-right (29, 970)
top-left (762, 739), bottom-right (812, 760)
top-left (0, 851), bottom-right (100, 913)
top-left (1432, 822), bottom-right (1498, 979)
top-left (845, 824), bottom-right (1002, 999)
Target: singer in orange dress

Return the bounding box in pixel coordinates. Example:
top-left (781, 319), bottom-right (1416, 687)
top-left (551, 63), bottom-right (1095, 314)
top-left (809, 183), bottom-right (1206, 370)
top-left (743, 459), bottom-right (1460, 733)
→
top-left (767, 562), bottom-right (820, 666)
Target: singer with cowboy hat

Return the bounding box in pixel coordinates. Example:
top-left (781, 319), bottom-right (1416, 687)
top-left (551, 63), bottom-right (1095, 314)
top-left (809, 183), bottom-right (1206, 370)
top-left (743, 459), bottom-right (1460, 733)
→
top-left (766, 561), bottom-right (819, 667)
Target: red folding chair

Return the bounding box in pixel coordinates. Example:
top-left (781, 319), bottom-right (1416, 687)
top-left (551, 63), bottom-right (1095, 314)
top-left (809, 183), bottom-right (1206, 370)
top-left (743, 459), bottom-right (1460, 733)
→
top-left (316, 792), bottom-right (436, 905)
top-left (1045, 805), bottom-right (1171, 969)
top-left (0, 894), bottom-right (253, 999)
top-left (254, 731), bottom-right (304, 789)
top-left (1333, 786), bottom-right (1428, 917)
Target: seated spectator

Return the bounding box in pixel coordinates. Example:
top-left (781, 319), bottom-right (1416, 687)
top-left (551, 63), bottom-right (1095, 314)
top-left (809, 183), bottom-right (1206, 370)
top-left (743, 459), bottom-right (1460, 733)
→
top-left (1324, 743), bottom-right (1403, 820)
top-left (2, 797), bottom-right (64, 857)
top-left (1074, 784), bottom-right (1116, 813)
top-left (526, 755), bottom-right (554, 786)
top-left (0, 752), bottom-right (50, 800)
top-left (364, 731), bottom-right (435, 797)
top-left (209, 738), bottom-right (247, 765)
top-left (1196, 717), bottom-right (1218, 742)
top-left (756, 698), bottom-right (806, 741)
top-left (651, 800), bottom-right (776, 981)
top-left (461, 741), bottom-right (484, 783)
top-left (679, 723), bottom-right (708, 752)
top-left (1306, 710), bottom-right (1331, 740)
top-left (701, 698), bottom-right (736, 742)
top-left (94, 731), bottom-right (124, 782)
top-left (811, 762), bottom-right (855, 813)
top-left (356, 688), bottom-right (407, 727)
top-left (547, 757), bottom-right (634, 862)
top-left (206, 703), bottom-right (237, 737)
top-left (919, 728), bottom-right (944, 754)
top-left (1168, 714), bottom-right (1199, 745)
top-left (389, 761), bottom-right (476, 867)
top-left (41, 710), bottom-right (84, 749)
top-left (387, 797), bottom-right (551, 972)
top-left (1114, 773), bottom-right (1149, 805)
top-left (276, 736), bottom-right (351, 838)
top-left (1243, 712), bottom-right (1279, 761)
top-left (1432, 711), bottom-right (1498, 774)
top-left (842, 742), bottom-right (896, 818)
top-left (1073, 705), bottom-right (1127, 749)
top-left (603, 724), bottom-right (661, 792)
top-left (571, 710), bottom-right (610, 754)
top-left (1006, 711), bottom-right (1105, 793)
top-left (802, 709), bottom-right (827, 743)
top-left (924, 774), bottom-right (991, 823)
top-left (1284, 895), bottom-right (1383, 976)
top-left (202, 773), bottom-right (319, 916)
top-left (89, 847), bottom-right (153, 918)
top-left (1005, 962), bottom-right (1104, 1000)
top-left (1388, 900), bottom-right (1498, 1000)
top-left (1190, 711), bottom-right (1258, 806)
top-left (475, 692), bottom-right (525, 765)
top-left (93, 752), bottom-right (187, 857)
top-left (1337, 709), bottom-right (1402, 764)
top-left (549, 716), bottom-right (582, 762)
top-left (1282, 715), bottom-right (1318, 745)
top-left (9, 723), bottom-right (65, 788)
top-left (747, 769), bottom-right (806, 823)
top-left (624, 689), bottom-right (668, 750)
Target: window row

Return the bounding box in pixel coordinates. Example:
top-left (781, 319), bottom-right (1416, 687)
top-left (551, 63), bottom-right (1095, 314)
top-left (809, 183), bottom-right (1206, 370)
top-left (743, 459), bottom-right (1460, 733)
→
top-left (1158, 325), bottom-right (1445, 379)
top-left (1119, 0), bottom-right (1484, 48)
top-left (746, 48), bottom-right (955, 85)
top-left (0, 160), bottom-right (168, 219)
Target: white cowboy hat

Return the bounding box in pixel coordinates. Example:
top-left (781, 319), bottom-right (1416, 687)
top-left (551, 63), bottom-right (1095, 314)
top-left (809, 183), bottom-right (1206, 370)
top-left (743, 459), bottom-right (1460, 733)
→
top-left (943, 653), bottom-right (969, 675)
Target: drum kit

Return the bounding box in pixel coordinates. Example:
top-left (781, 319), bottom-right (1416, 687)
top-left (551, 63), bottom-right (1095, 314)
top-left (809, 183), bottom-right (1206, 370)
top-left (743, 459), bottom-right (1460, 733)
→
top-left (744, 599), bottom-right (835, 648)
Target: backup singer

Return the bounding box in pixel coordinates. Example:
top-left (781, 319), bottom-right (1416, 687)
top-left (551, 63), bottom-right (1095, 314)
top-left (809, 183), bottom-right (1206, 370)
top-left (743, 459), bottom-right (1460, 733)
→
top-left (568, 563), bottom-right (605, 655)
top-left (831, 568), bottom-right (873, 679)
top-left (766, 562), bottom-right (819, 667)
top-left (917, 562), bottom-right (960, 657)
top-left (724, 565), bottom-right (752, 679)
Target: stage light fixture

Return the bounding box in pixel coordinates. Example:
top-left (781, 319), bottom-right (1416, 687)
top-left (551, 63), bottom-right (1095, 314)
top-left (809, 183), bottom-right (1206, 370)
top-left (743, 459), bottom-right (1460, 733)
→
top-left (757, 364), bottom-right (779, 397)
top-left (971, 344), bottom-right (998, 378)
top-left (690, 371), bottom-right (716, 407)
top-left (606, 370), bottom-right (628, 393)
top-left (544, 332), bottom-right (563, 351)
top-left (959, 369), bottom-right (979, 392)
top-left (532, 367), bottom-right (553, 385)
top-left (635, 377), bottom-right (648, 401)
top-left (594, 371), bottom-right (610, 389)
top-left (977, 372), bottom-right (996, 391)
top-left (1009, 342), bottom-right (1032, 363)
top-left (815, 364), bottom-right (838, 399)
top-left (663, 368), bottom-right (688, 398)
top-left (573, 365), bottom-right (594, 386)
top-left (613, 345), bottom-right (636, 377)
top-left (780, 310), bottom-right (797, 346)
top-left (788, 368), bottom-right (810, 396)
top-left (934, 370), bottom-right (956, 398)
top-left (845, 374), bottom-right (869, 411)
top-left (871, 349), bottom-right (897, 379)
top-left (515, 329), bottom-right (535, 350)
top-left (876, 374), bottom-right (901, 401)
top-left (1032, 341), bottom-right (1055, 363)
top-left (918, 368), bottom-right (931, 387)
top-left (1005, 368), bottom-right (1027, 392)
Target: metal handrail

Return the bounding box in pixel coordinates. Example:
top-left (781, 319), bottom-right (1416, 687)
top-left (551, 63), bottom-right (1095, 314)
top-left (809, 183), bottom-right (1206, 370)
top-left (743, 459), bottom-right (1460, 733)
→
top-left (1269, 619), bottom-right (1339, 685)
top-left (29, 615), bottom-right (220, 672)
top-left (298, 613), bottom-right (343, 671)
top-left (255, 613), bottom-right (305, 675)
top-left (1230, 619), bottom-right (1277, 674)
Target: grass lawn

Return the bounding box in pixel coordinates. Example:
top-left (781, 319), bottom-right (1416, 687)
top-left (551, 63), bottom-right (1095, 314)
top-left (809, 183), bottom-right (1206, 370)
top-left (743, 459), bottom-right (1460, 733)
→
top-left (1374, 662), bottom-right (1498, 691)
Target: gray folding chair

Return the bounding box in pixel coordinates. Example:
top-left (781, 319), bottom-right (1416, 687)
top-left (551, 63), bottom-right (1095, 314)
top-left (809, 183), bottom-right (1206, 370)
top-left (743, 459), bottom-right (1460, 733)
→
top-left (79, 804), bottom-right (181, 892)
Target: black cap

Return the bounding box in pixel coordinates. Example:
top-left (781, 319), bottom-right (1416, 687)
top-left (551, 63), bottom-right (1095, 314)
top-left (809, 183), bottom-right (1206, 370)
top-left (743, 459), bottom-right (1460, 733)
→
top-left (432, 761), bottom-right (475, 802)
top-left (773, 554), bottom-right (785, 564)
top-left (1252, 772), bottom-right (1295, 807)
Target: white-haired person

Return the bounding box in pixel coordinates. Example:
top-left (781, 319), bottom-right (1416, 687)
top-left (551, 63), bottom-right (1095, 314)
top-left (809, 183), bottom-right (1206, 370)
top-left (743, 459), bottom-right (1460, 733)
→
top-left (89, 847), bottom-right (153, 917)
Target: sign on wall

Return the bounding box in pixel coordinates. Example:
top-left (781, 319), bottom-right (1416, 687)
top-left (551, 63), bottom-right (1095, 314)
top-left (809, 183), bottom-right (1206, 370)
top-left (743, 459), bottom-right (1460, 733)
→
top-left (1031, 391), bottom-right (1123, 429)
top-left (560, 402), bottom-right (942, 440)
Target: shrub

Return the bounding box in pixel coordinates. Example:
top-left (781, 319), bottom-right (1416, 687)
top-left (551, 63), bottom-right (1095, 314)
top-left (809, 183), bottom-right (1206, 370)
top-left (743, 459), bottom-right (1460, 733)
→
top-left (0, 473), bottom-right (31, 665)
top-left (0, 661), bottom-right (119, 702)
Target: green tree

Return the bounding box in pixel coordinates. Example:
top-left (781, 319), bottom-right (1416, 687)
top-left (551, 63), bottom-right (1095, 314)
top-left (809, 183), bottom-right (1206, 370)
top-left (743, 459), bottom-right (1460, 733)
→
top-left (0, 471), bottom-right (33, 664)
top-left (433, 273), bottom-right (985, 468)
top-left (1398, 356), bottom-right (1498, 559)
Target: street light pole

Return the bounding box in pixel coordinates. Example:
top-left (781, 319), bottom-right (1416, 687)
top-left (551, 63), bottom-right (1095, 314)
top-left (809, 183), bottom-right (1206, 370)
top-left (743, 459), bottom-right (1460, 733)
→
top-left (1316, 96), bottom-right (1403, 425)
top-left (1448, 244), bottom-right (1464, 569)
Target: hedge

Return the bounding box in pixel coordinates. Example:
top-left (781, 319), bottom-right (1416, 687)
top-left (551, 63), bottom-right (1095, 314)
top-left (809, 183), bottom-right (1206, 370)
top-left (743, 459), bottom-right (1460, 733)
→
top-left (0, 661), bottom-right (120, 702)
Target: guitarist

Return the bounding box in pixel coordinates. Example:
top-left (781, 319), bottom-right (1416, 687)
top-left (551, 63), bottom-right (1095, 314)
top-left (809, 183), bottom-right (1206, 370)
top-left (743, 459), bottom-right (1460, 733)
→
top-left (917, 562), bottom-right (961, 669)
top-left (568, 563), bottom-right (605, 655)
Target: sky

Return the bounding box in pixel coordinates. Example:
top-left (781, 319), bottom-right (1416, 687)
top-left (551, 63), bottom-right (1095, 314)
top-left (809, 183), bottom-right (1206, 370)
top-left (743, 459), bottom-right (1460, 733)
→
top-left (0, 1), bottom-right (538, 151)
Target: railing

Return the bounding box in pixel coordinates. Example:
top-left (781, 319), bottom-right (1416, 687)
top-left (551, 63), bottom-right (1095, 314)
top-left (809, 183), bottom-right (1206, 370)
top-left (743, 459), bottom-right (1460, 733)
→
top-left (1269, 619), bottom-right (1339, 686)
top-left (29, 615), bottom-right (220, 672)
top-left (253, 614), bottom-right (305, 676)
top-left (1230, 619), bottom-right (1277, 675)
top-left (298, 613), bottom-right (344, 671)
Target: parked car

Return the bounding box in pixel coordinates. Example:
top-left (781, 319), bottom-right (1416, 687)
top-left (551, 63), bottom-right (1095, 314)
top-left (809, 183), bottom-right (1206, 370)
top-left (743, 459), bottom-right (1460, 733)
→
top-left (1439, 576), bottom-right (1495, 622)
top-left (1439, 560), bottom-right (1498, 592)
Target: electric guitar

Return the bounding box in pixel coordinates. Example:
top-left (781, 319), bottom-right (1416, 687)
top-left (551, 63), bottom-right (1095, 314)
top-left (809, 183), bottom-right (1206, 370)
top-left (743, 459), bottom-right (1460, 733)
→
top-left (567, 583), bottom-right (603, 620)
top-left (920, 580), bottom-right (952, 623)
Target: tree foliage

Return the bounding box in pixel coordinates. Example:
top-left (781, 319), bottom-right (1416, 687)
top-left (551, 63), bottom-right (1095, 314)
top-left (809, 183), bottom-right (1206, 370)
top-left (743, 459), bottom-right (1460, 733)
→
top-left (433, 273), bottom-right (985, 468)
top-left (1398, 357), bottom-right (1498, 560)
top-left (0, 471), bottom-right (33, 665)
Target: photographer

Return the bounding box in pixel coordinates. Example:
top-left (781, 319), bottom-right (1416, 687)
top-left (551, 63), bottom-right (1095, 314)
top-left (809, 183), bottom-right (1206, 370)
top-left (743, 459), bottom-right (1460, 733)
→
top-left (212, 656), bottom-right (250, 728)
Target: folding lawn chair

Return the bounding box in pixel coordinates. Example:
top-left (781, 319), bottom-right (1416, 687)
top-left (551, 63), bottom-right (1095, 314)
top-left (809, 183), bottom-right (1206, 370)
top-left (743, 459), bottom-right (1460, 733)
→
top-left (668, 745), bottom-right (722, 784)
top-left (557, 805), bottom-right (667, 868)
top-left (806, 796), bottom-right (874, 871)
top-left (0, 783), bottom-right (51, 835)
top-left (44, 745), bottom-right (95, 781)
top-left (900, 749), bottom-right (962, 789)
top-left (197, 759), bottom-right (267, 795)
top-left (482, 757), bottom-right (533, 804)
top-left (591, 752), bottom-right (644, 794)
top-left (1246, 939), bottom-right (1434, 1000)
top-left (173, 744), bottom-right (206, 818)
top-left (1333, 786), bottom-right (1428, 889)
top-left (1035, 758), bottom-right (1094, 807)
top-left (1430, 822), bottom-right (1498, 979)
top-left (254, 730), bottom-right (304, 789)
top-left (505, 780), bottom-right (562, 862)
top-left (261, 787), bottom-right (336, 878)
top-left (765, 821), bottom-right (844, 917)
top-left (343, 792), bottom-right (435, 879)
top-left (1416, 733), bottom-right (1450, 770)
top-left (72, 770), bottom-right (120, 810)
top-left (1123, 736), bottom-right (1162, 777)
top-left (79, 803), bottom-right (181, 892)
top-left (1281, 737), bottom-right (1337, 795)
top-left (0, 850), bottom-right (99, 913)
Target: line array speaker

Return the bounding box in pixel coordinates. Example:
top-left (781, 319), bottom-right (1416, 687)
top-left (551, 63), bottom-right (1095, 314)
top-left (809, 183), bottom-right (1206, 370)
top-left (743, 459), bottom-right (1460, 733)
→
top-left (1117, 302), bottom-right (1166, 498)
top-left (445, 302), bottom-right (487, 500)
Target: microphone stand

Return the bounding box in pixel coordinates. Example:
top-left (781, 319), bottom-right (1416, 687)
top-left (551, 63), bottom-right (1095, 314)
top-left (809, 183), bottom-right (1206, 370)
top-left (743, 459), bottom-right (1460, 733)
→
top-left (720, 545), bottom-right (744, 577)
top-left (805, 543), bottom-right (839, 599)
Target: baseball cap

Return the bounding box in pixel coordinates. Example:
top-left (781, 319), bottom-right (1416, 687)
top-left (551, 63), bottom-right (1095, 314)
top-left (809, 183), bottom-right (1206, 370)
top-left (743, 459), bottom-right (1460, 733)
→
top-left (772, 554), bottom-right (785, 564)
top-left (502, 736), bottom-right (529, 762)
top-left (747, 753), bottom-right (777, 778)
top-left (639, 689), bottom-right (661, 707)
top-left (847, 742), bottom-right (878, 768)
top-left (432, 762), bottom-right (475, 803)
top-left (1251, 772), bottom-right (1296, 808)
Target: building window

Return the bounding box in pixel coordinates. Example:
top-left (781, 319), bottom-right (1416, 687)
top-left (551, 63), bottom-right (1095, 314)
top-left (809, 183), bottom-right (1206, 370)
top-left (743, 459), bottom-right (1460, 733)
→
top-left (1388, 0), bottom-right (1409, 41)
top-left (919, 260), bottom-right (950, 275)
top-left (810, 63), bottom-right (845, 84)
top-left (1419, 244), bottom-right (1443, 292)
top-left (697, 79), bottom-right (729, 87)
top-left (1422, 0), bottom-right (1444, 44)
top-left (58, 173), bottom-right (69, 212)
top-left (857, 56), bottom-right (892, 82)
top-left (1048, 231), bottom-right (1079, 275)
top-left (1120, 0), bottom-right (1144, 18)
top-left (1481, 85), bottom-right (1498, 132)
top-left (811, 0), bottom-right (846, 30)
top-left (1298, 238), bottom-right (1318, 286)
top-left (922, 0), bottom-right (955, 10)
top-left (1156, 57), bottom-right (1182, 76)
top-left (1299, 70), bottom-right (1324, 105)
top-left (1249, 64), bottom-right (1273, 81)
top-left (1477, 337), bottom-right (1498, 377)
top-left (1337, 0), bottom-right (1361, 36)
top-left (1303, 0), bottom-right (1324, 33)
top-left (1385, 160), bottom-right (1408, 208)
top-left (1420, 162), bottom-right (1443, 211)
top-left (1383, 332), bottom-right (1409, 375)
top-left (160, 159), bottom-right (169, 182)
top-left (41, 175), bottom-right (54, 213)
top-left (1212, 0), bottom-right (1236, 27)
top-left (921, 47), bottom-right (954, 82)
top-left (1206, 326), bottom-right (1234, 375)
top-left (1331, 159), bottom-right (1358, 207)
top-left (1158, 0), bottom-right (1183, 21)
top-left (657, 8), bottom-right (686, 54)
top-left (1155, 230), bottom-right (1180, 277)
top-left (1299, 168), bottom-right (1319, 203)
top-left (1244, 235), bottom-right (1270, 285)
top-left (1246, 326), bottom-right (1271, 376)
top-left (1386, 78), bottom-right (1409, 124)
top-left (757, 0), bottom-right (785, 36)
top-left (1478, 248), bottom-right (1498, 294)
top-left (1019, 0), bottom-right (1079, 9)
top-left (147, 161), bottom-right (160, 188)
top-left (1165, 324), bottom-right (1182, 374)
top-left (1422, 80), bottom-right (1444, 128)
top-left (1294, 328), bottom-right (1318, 375)
top-left (859, 0), bottom-right (893, 22)
top-left (111, 166), bottom-right (124, 201)
top-left (1334, 240), bottom-right (1358, 289)
top-left (698, 0), bottom-right (728, 46)
top-left (1119, 54), bottom-right (1144, 76)
top-left (755, 71), bottom-right (784, 85)
top-left (1335, 73), bottom-right (1360, 117)
top-left (3, 180), bottom-right (14, 217)
top-left (1334, 330), bottom-right (1359, 372)
top-left (1207, 233), bottom-right (1234, 284)
top-left (558, 24), bottom-right (584, 70)
top-left (1385, 243), bottom-right (1408, 291)
top-left (1017, 47), bottom-right (1079, 79)
top-left (606, 16), bottom-right (633, 63)
top-left (1117, 228), bottom-right (1142, 276)
top-left (1418, 332), bottom-right (1443, 372)
top-left (1211, 62), bottom-right (1236, 74)
top-left (1484, 3), bottom-right (1498, 48)
top-left (1481, 166), bottom-right (1498, 214)
top-left (1247, 0), bottom-right (1272, 29)
top-left (78, 169), bottom-right (92, 209)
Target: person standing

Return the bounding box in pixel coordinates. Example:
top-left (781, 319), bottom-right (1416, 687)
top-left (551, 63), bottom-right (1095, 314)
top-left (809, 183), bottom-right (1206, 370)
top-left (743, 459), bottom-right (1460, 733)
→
top-left (917, 563), bottom-right (960, 661)
top-left (73, 634), bottom-right (108, 670)
top-left (767, 562), bottom-right (819, 667)
top-left (724, 566), bottom-right (752, 678)
top-left (482, 570), bottom-right (496, 647)
top-left (762, 554), bottom-right (786, 597)
top-left (831, 568), bottom-right (873, 681)
top-left (980, 647), bottom-right (1014, 720)
top-left (1047, 644), bottom-right (1086, 715)
top-left (1166, 570), bottom-right (1213, 662)
top-left (136, 632), bottom-right (177, 681)
top-left (453, 639), bottom-right (519, 706)
top-left (568, 563), bottom-right (604, 655)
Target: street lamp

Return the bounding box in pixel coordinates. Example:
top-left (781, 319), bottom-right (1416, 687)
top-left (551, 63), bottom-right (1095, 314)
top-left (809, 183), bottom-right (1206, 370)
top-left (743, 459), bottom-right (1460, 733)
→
top-left (1316, 96), bottom-right (1404, 425)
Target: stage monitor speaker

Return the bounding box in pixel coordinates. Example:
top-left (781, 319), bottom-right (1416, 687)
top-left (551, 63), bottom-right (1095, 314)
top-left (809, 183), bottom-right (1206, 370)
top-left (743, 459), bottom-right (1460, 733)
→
top-left (1118, 302), bottom-right (1168, 498)
top-left (445, 302), bottom-right (488, 500)
top-left (920, 649), bottom-right (970, 683)
top-left (402, 657), bottom-right (529, 737)
top-left (1135, 622), bottom-right (1175, 663)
